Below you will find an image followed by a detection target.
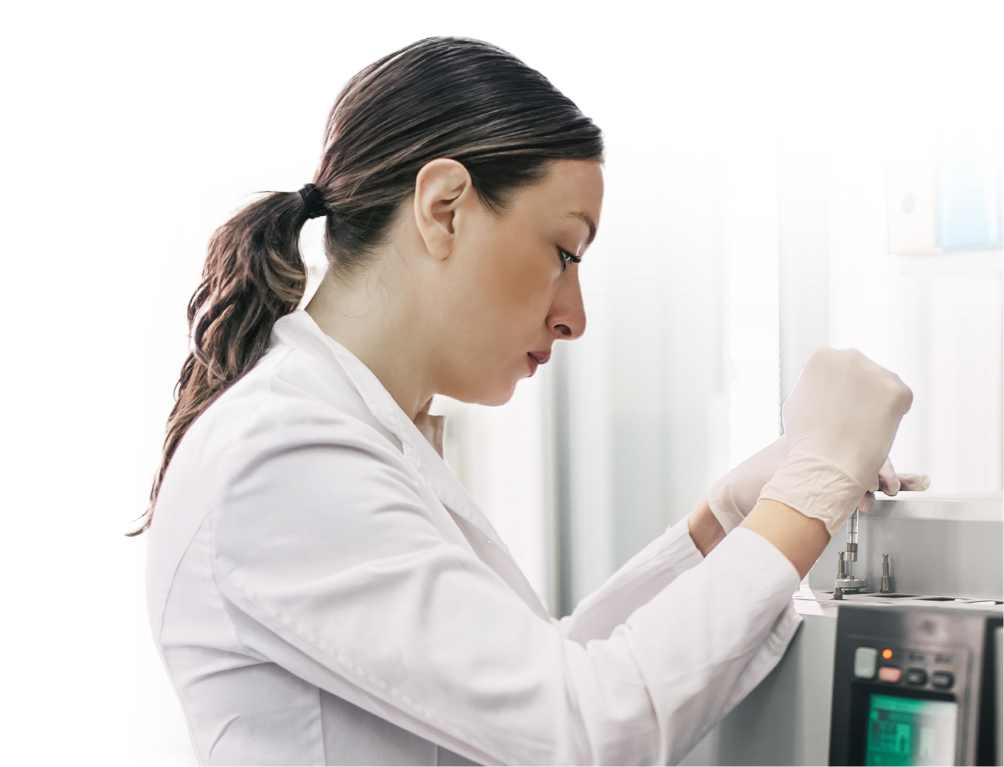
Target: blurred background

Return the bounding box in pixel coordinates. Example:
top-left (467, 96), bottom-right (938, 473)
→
top-left (1, 1), bottom-right (1000, 763)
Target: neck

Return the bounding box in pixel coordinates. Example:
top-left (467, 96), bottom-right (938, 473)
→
top-left (305, 262), bottom-right (434, 420)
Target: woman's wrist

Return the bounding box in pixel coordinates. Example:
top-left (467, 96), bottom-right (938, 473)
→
top-left (757, 452), bottom-right (864, 536)
top-left (739, 498), bottom-right (830, 578)
top-left (707, 437), bottom-right (788, 533)
top-left (688, 496), bottom-right (727, 557)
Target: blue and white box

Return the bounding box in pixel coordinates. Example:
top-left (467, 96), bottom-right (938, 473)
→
top-left (891, 117), bottom-right (999, 254)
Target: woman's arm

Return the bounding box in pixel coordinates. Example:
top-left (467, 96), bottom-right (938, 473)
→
top-left (557, 492), bottom-right (724, 645)
top-left (557, 477), bottom-right (830, 646)
top-left (740, 499), bottom-right (830, 578)
top-left (554, 492), bottom-right (756, 645)
top-left (687, 496), bottom-right (726, 557)
top-left (691, 495), bottom-right (831, 578)
top-left (201, 412), bottom-right (800, 766)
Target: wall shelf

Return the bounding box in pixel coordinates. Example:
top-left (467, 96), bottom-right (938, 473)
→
top-left (903, 249), bottom-right (1003, 277)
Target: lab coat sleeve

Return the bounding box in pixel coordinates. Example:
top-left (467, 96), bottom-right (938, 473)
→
top-left (210, 408), bottom-right (802, 766)
top-left (557, 518), bottom-right (705, 644)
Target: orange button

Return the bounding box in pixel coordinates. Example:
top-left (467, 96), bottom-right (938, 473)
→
top-left (878, 666), bottom-right (902, 683)
top-left (882, 649), bottom-right (893, 659)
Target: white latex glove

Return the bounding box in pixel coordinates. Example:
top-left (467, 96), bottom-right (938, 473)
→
top-left (707, 437), bottom-right (787, 532)
top-left (758, 348), bottom-right (914, 535)
top-left (856, 457), bottom-right (930, 513)
top-left (707, 440), bottom-right (930, 533)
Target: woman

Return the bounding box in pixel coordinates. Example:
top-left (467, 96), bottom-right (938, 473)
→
top-left (141, 38), bottom-right (920, 765)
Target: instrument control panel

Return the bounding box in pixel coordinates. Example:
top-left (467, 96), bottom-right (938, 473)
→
top-left (829, 603), bottom-right (1001, 765)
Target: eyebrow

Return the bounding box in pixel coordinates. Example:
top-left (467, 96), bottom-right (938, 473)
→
top-left (566, 211), bottom-right (597, 246)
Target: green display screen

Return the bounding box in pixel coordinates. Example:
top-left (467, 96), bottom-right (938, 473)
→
top-left (865, 694), bottom-right (958, 766)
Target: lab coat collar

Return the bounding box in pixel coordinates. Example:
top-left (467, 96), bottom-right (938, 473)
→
top-left (271, 312), bottom-right (549, 617)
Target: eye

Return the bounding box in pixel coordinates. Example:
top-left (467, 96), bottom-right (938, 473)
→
top-left (557, 247), bottom-right (581, 271)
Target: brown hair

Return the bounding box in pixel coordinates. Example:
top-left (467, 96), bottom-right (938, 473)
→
top-left (132, 37), bottom-right (603, 534)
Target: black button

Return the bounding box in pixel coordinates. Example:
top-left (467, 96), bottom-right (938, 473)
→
top-left (905, 668), bottom-right (928, 686)
top-left (931, 671), bottom-right (955, 689)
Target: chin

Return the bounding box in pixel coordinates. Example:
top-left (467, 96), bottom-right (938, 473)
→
top-left (480, 385), bottom-right (518, 407)
top-left (450, 378), bottom-right (519, 408)
top-left (467, 377), bottom-right (522, 407)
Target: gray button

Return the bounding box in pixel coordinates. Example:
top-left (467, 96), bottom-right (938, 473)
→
top-left (855, 647), bottom-right (878, 679)
top-left (905, 668), bottom-right (928, 686)
top-left (931, 671), bottom-right (954, 689)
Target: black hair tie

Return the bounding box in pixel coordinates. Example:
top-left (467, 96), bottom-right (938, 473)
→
top-left (298, 183), bottom-right (328, 219)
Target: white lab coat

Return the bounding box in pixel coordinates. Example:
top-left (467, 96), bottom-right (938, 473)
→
top-left (147, 310), bottom-right (802, 766)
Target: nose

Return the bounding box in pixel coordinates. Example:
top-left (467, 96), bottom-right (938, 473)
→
top-left (547, 266), bottom-right (586, 340)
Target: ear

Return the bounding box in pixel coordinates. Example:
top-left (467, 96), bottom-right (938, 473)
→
top-left (413, 159), bottom-right (473, 261)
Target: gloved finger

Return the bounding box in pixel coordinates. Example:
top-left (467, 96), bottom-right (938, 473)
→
top-left (857, 491), bottom-right (876, 514)
top-left (896, 473), bottom-right (931, 491)
top-left (877, 458), bottom-right (901, 496)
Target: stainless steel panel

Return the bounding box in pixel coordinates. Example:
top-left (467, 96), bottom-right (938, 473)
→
top-left (808, 496), bottom-right (1003, 600)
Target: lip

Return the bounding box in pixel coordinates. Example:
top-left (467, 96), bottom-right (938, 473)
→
top-left (528, 350), bottom-right (552, 365)
top-left (526, 350), bottom-right (551, 377)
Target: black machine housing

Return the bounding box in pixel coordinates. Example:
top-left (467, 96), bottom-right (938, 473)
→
top-left (829, 603), bottom-right (1001, 766)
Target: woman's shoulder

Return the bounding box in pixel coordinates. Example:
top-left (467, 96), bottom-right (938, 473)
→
top-left (150, 342), bottom-right (426, 573)
top-left (188, 343), bottom-right (405, 469)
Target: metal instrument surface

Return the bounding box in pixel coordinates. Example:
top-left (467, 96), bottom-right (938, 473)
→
top-left (809, 495), bottom-right (1003, 601)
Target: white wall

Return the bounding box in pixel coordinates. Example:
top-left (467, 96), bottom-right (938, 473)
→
top-left (826, 134), bottom-right (1003, 492)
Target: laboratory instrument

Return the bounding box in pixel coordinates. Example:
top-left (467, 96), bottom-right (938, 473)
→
top-left (680, 494), bottom-right (1003, 766)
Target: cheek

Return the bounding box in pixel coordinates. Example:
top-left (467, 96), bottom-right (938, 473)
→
top-left (476, 235), bottom-right (554, 324)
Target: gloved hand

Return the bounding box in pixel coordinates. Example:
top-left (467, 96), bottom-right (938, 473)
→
top-left (758, 348), bottom-right (914, 535)
top-left (707, 437), bottom-right (787, 533)
top-left (856, 457), bottom-right (930, 514)
top-left (707, 440), bottom-right (930, 533)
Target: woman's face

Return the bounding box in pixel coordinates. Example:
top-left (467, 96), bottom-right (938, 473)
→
top-left (435, 159), bottom-right (603, 405)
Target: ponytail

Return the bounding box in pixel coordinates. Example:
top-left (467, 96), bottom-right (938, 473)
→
top-left (130, 191), bottom-right (311, 534)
